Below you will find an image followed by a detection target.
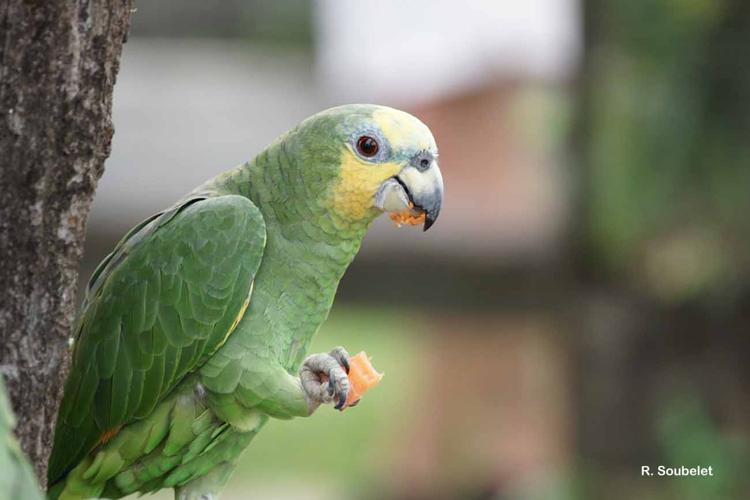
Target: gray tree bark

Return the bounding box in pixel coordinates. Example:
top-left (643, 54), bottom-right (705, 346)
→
top-left (0, 0), bottom-right (133, 483)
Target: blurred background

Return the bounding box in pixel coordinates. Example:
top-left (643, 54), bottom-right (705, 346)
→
top-left (80, 1), bottom-right (750, 498)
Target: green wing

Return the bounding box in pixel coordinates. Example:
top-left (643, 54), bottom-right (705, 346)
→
top-left (48, 195), bottom-right (266, 486)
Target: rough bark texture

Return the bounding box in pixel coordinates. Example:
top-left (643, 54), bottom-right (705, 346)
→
top-left (0, 0), bottom-right (133, 483)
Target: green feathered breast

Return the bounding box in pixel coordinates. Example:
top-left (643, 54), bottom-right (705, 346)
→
top-left (48, 195), bottom-right (266, 487)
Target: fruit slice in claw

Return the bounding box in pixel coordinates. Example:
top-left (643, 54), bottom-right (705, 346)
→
top-left (343, 352), bottom-right (384, 409)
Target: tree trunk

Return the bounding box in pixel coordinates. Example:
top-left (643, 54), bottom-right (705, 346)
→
top-left (0, 0), bottom-right (133, 483)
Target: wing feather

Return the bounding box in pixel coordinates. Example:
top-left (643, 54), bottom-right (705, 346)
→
top-left (48, 195), bottom-right (266, 486)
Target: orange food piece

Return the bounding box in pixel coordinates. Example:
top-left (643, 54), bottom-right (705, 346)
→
top-left (388, 210), bottom-right (426, 227)
top-left (344, 352), bottom-right (384, 409)
top-left (389, 210), bottom-right (426, 227)
top-left (388, 202), bottom-right (426, 227)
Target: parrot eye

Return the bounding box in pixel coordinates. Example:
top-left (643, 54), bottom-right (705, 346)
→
top-left (356, 136), bottom-right (379, 158)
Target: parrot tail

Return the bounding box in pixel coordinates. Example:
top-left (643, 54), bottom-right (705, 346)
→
top-left (46, 481), bottom-right (64, 500)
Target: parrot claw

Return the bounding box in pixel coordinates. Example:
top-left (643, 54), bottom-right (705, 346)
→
top-left (329, 346), bottom-right (350, 374)
top-left (334, 389), bottom-right (347, 411)
top-left (300, 348), bottom-right (351, 413)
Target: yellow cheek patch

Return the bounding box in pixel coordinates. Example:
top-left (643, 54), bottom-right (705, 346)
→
top-left (328, 107), bottom-right (436, 222)
top-left (330, 149), bottom-right (401, 220)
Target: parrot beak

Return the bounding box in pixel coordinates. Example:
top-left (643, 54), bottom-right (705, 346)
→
top-left (374, 155), bottom-right (444, 231)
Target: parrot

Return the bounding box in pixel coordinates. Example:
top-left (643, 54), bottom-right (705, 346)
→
top-left (46, 104), bottom-right (444, 500)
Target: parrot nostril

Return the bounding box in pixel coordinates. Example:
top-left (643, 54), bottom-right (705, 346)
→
top-left (411, 150), bottom-right (434, 171)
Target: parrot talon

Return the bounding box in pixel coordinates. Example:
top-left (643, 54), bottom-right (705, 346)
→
top-left (328, 346), bottom-right (351, 374)
top-left (300, 351), bottom-right (350, 413)
top-left (334, 390), bottom-right (347, 411)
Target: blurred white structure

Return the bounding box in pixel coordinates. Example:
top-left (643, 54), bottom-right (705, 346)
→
top-left (91, 40), bottom-right (324, 237)
top-left (89, 1), bottom-right (578, 266)
top-left (316, 0), bottom-right (580, 104)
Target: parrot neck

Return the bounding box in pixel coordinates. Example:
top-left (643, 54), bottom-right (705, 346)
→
top-left (200, 129), bottom-right (380, 244)
top-left (210, 154), bottom-right (374, 247)
top-left (201, 150), bottom-right (374, 368)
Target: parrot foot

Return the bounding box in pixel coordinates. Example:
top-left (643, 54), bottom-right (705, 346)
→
top-left (300, 346), bottom-right (351, 412)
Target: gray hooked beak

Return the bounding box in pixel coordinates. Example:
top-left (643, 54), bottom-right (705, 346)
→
top-left (374, 151), bottom-right (444, 231)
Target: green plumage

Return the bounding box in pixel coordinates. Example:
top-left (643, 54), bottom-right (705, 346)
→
top-left (49, 196), bottom-right (266, 498)
top-left (47, 104), bottom-right (442, 500)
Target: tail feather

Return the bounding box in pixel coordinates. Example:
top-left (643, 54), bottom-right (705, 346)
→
top-left (46, 480), bottom-right (64, 500)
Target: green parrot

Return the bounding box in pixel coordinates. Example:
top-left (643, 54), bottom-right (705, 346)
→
top-left (47, 104), bottom-right (443, 500)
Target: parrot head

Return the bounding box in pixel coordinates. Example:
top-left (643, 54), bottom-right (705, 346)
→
top-left (287, 104), bottom-right (444, 231)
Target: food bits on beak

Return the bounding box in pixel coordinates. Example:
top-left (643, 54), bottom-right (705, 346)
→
top-left (388, 202), bottom-right (427, 227)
